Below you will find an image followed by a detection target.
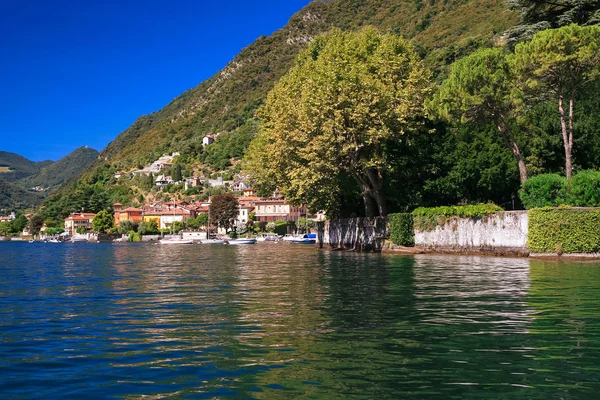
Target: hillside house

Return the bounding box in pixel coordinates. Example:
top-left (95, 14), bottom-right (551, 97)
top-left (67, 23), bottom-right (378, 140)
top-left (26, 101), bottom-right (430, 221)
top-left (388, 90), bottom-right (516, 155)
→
top-left (202, 134), bottom-right (215, 146)
top-left (113, 203), bottom-right (143, 227)
top-left (64, 213), bottom-right (96, 235)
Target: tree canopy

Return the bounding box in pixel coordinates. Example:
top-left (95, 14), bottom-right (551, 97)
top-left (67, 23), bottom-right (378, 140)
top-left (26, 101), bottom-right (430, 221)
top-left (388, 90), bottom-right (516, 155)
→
top-left (245, 27), bottom-right (431, 217)
top-left (430, 47), bottom-right (528, 183)
top-left (92, 210), bottom-right (114, 233)
top-left (511, 24), bottom-right (600, 178)
top-left (505, 0), bottom-right (600, 46)
top-left (209, 193), bottom-right (238, 233)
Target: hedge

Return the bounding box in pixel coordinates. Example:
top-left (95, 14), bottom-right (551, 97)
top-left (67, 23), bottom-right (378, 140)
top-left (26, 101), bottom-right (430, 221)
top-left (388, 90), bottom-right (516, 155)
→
top-left (528, 207), bottom-right (600, 254)
top-left (520, 170), bottom-right (600, 209)
top-left (412, 203), bottom-right (503, 231)
top-left (388, 213), bottom-right (414, 246)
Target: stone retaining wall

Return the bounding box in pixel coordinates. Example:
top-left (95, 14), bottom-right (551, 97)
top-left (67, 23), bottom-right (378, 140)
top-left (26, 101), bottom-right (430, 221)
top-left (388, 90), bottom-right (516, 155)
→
top-left (414, 211), bottom-right (528, 252)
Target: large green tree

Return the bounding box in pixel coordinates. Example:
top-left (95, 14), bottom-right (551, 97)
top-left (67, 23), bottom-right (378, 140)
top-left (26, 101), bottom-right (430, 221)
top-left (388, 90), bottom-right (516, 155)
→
top-left (28, 213), bottom-right (45, 237)
top-left (430, 47), bottom-right (528, 183)
top-left (511, 24), bottom-right (600, 178)
top-left (244, 27), bottom-right (431, 217)
top-left (209, 193), bottom-right (238, 233)
top-left (92, 210), bottom-right (114, 233)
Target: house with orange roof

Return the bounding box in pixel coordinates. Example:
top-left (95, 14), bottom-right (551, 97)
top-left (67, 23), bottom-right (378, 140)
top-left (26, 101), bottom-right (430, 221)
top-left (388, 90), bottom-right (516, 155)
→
top-left (64, 213), bottom-right (96, 235)
top-left (113, 203), bottom-right (143, 227)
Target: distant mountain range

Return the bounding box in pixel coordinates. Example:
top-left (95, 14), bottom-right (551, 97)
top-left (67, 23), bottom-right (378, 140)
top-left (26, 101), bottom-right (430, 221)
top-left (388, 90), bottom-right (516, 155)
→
top-left (0, 147), bottom-right (99, 210)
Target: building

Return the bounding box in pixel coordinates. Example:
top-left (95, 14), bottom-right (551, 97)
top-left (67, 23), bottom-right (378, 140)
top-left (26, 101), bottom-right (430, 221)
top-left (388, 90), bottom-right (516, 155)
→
top-left (113, 203), bottom-right (143, 227)
top-left (254, 199), bottom-right (306, 222)
top-left (64, 213), bottom-right (96, 235)
top-left (202, 133), bottom-right (215, 146)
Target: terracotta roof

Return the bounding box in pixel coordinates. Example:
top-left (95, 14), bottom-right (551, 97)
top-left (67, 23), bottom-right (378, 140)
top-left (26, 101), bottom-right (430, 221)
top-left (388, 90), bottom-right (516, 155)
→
top-left (121, 207), bottom-right (142, 212)
top-left (66, 215), bottom-right (88, 221)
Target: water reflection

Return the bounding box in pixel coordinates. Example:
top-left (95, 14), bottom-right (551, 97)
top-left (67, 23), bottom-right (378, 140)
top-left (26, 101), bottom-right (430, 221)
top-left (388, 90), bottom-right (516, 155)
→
top-left (2, 243), bottom-right (600, 398)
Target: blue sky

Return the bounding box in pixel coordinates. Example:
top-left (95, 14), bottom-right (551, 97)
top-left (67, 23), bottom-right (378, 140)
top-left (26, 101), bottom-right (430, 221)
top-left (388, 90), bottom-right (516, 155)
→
top-left (0, 0), bottom-right (310, 161)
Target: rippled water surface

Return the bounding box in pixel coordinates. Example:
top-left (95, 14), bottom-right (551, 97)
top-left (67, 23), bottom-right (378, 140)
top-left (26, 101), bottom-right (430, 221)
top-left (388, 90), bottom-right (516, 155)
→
top-left (2, 242), bottom-right (600, 398)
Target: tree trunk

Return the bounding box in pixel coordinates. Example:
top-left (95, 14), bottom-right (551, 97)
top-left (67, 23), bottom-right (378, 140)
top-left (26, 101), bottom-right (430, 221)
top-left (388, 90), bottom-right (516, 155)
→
top-left (362, 191), bottom-right (377, 218)
top-left (558, 93), bottom-right (573, 179)
top-left (495, 116), bottom-right (528, 183)
top-left (365, 168), bottom-right (388, 217)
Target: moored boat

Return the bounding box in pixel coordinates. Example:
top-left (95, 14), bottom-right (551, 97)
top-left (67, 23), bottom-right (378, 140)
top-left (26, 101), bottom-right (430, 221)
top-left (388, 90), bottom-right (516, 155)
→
top-left (201, 239), bottom-right (225, 244)
top-left (227, 238), bottom-right (257, 245)
top-left (283, 233), bottom-right (316, 244)
top-left (159, 238), bottom-right (194, 244)
top-left (256, 233), bottom-right (280, 242)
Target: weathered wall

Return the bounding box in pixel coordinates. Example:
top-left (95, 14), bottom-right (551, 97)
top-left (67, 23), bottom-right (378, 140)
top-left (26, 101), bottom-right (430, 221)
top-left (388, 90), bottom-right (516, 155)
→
top-left (318, 217), bottom-right (387, 252)
top-left (414, 211), bottom-right (528, 252)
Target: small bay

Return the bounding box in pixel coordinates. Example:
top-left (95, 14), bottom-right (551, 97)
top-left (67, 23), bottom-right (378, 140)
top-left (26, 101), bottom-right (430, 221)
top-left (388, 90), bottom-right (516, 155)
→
top-left (1, 242), bottom-right (599, 398)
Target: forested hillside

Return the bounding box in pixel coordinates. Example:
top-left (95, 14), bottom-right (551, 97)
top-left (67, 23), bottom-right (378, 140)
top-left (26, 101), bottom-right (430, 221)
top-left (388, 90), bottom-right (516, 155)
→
top-left (0, 147), bottom-right (98, 210)
top-left (95, 0), bottom-right (515, 168)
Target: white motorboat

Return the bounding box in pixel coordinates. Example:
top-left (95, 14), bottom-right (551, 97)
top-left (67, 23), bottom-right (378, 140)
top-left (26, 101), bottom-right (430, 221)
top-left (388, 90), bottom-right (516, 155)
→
top-left (159, 238), bottom-right (193, 245)
top-left (227, 238), bottom-right (257, 245)
top-left (48, 239), bottom-right (61, 243)
top-left (282, 233), bottom-right (316, 244)
top-left (256, 233), bottom-right (279, 242)
top-left (71, 234), bottom-right (88, 242)
top-left (201, 239), bottom-right (225, 244)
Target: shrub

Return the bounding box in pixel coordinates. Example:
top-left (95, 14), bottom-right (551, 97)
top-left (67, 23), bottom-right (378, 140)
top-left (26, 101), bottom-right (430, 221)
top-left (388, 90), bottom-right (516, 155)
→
top-left (519, 174), bottom-right (567, 209)
top-left (412, 203), bottom-right (503, 231)
top-left (274, 220), bottom-right (288, 235)
top-left (528, 207), bottom-right (600, 253)
top-left (388, 213), bottom-right (414, 246)
top-left (567, 170), bottom-right (600, 207)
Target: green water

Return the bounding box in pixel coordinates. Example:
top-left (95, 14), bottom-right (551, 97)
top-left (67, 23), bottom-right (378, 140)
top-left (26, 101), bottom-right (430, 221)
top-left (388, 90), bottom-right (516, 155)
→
top-left (1, 242), bottom-right (599, 398)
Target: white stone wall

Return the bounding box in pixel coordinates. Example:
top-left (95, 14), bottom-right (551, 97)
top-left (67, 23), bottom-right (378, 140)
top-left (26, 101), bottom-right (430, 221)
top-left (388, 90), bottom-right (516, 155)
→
top-left (414, 211), bottom-right (528, 250)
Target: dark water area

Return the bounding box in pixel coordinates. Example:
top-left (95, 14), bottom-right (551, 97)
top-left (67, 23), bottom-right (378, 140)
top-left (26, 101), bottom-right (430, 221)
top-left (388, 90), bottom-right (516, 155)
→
top-left (1, 242), bottom-right (600, 399)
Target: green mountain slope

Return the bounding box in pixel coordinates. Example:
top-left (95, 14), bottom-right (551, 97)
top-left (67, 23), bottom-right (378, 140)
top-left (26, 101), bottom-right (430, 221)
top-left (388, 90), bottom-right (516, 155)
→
top-left (19, 146), bottom-right (99, 190)
top-left (0, 151), bottom-right (50, 182)
top-left (0, 147), bottom-right (99, 211)
top-left (97, 0), bottom-right (516, 170)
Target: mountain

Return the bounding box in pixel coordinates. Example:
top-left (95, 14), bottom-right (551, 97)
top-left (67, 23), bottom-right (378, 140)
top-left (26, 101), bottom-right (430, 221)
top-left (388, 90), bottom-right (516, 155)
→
top-left (0, 147), bottom-right (99, 210)
top-left (0, 151), bottom-right (51, 182)
top-left (96, 0), bottom-right (516, 169)
top-left (19, 147), bottom-right (99, 191)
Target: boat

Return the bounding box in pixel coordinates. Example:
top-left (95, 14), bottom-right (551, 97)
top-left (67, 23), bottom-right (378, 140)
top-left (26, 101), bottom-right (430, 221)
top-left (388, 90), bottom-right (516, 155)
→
top-left (283, 233), bottom-right (316, 244)
top-left (71, 234), bottom-right (88, 242)
top-left (28, 240), bottom-right (35, 243)
top-left (159, 238), bottom-right (193, 245)
top-left (201, 239), bottom-right (225, 244)
top-left (48, 239), bottom-right (61, 243)
top-left (227, 238), bottom-right (257, 245)
top-left (256, 233), bottom-right (280, 242)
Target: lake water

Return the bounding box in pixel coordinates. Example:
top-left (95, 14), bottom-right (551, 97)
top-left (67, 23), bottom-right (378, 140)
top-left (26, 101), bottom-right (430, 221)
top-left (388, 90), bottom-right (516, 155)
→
top-left (1, 242), bottom-right (600, 399)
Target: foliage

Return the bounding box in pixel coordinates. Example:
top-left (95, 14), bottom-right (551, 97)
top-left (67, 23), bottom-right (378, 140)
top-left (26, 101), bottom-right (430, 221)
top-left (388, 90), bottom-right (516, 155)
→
top-left (511, 24), bottom-right (600, 179)
top-left (519, 173), bottom-right (568, 209)
top-left (273, 220), bottom-right (288, 236)
top-left (197, 213), bottom-right (209, 227)
top-left (246, 27), bottom-right (431, 217)
top-left (429, 47), bottom-right (528, 183)
top-left (412, 203), bottom-right (503, 231)
top-left (505, 0), bottom-right (600, 47)
top-left (91, 210), bottom-right (114, 233)
top-left (521, 170), bottom-right (600, 208)
top-left (209, 193), bottom-right (238, 233)
top-left (118, 219), bottom-right (138, 234)
top-left (171, 164), bottom-right (182, 182)
top-left (44, 227), bottom-right (64, 235)
top-left (388, 213), bottom-right (415, 246)
top-left (128, 232), bottom-right (141, 242)
top-left (528, 206), bottom-right (600, 253)
top-left (567, 170), bottom-right (600, 206)
top-left (29, 213), bottom-right (45, 236)
top-left (171, 220), bottom-right (185, 233)
top-left (138, 220), bottom-right (158, 235)
top-left (265, 221), bottom-right (276, 233)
